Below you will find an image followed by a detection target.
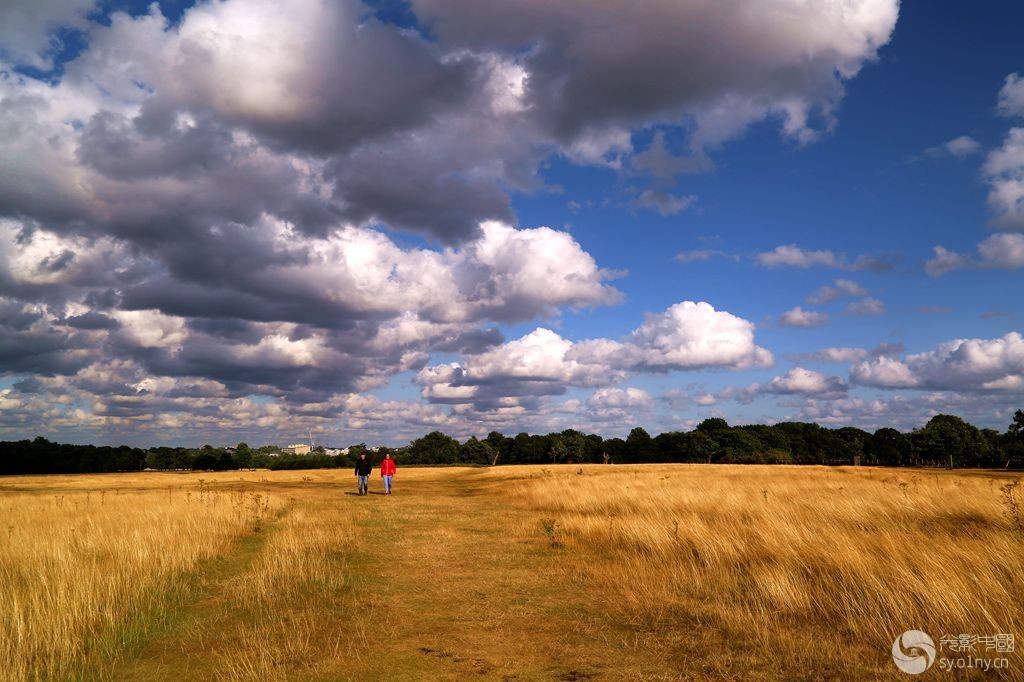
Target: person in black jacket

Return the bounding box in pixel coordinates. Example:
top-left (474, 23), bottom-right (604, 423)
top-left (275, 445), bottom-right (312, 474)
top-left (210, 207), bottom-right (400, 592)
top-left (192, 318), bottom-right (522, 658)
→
top-left (354, 452), bottom-right (373, 495)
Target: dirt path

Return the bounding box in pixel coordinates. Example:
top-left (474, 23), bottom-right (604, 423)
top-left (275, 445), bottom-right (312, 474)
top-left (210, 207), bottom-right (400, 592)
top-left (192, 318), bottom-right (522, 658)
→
top-left (114, 469), bottom-right (675, 681)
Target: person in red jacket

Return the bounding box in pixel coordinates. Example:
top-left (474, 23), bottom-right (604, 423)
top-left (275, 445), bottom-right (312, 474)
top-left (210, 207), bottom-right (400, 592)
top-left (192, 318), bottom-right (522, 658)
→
top-left (380, 453), bottom-right (396, 495)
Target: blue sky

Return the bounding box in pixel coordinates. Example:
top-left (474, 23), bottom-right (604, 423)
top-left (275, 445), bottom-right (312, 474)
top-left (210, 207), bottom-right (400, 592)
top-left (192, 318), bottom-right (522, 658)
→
top-left (0, 0), bottom-right (1022, 446)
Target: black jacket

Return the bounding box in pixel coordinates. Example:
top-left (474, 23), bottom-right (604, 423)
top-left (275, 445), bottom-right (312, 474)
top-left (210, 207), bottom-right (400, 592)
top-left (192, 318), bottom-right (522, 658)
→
top-left (354, 457), bottom-right (373, 476)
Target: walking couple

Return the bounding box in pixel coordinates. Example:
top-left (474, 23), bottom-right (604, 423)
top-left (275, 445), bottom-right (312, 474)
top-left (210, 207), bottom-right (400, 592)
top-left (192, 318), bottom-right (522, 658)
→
top-left (354, 452), bottom-right (396, 496)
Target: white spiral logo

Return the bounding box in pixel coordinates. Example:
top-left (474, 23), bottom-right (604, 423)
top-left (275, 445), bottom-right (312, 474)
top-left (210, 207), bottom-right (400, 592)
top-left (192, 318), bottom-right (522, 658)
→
top-left (892, 630), bottom-right (936, 674)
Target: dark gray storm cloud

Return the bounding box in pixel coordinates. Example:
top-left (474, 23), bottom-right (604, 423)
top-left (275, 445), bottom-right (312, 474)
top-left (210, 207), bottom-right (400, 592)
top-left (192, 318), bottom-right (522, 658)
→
top-left (0, 302), bottom-right (94, 376)
top-left (63, 311), bottom-right (120, 330)
top-left (411, 0), bottom-right (897, 145)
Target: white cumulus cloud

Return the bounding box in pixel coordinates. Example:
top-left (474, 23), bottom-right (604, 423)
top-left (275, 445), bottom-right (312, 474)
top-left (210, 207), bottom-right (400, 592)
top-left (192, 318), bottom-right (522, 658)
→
top-left (984, 128), bottom-right (1024, 230)
top-left (417, 301), bottom-right (772, 411)
top-left (926, 233), bottom-right (1024, 275)
top-left (851, 332), bottom-right (1024, 392)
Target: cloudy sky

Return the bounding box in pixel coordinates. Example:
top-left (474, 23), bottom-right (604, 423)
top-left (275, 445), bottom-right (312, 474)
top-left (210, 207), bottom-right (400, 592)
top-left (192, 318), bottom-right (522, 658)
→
top-left (1, 0), bottom-right (1022, 447)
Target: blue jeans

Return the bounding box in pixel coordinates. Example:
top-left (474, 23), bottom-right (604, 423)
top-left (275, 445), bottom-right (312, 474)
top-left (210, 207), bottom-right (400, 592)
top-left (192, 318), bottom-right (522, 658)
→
top-left (382, 475), bottom-right (393, 493)
top-left (357, 475), bottom-right (368, 495)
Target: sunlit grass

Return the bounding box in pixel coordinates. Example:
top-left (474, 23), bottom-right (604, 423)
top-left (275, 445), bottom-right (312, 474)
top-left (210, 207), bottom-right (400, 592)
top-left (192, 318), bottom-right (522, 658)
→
top-left (495, 464), bottom-right (1024, 676)
top-left (0, 474), bottom-right (281, 681)
top-left (1, 465), bottom-right (1021, 680)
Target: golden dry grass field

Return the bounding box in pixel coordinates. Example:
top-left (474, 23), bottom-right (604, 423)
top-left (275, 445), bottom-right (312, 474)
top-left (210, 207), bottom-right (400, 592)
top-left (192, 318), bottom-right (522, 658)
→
top-left (1, 464), bottom-right (1022, 680)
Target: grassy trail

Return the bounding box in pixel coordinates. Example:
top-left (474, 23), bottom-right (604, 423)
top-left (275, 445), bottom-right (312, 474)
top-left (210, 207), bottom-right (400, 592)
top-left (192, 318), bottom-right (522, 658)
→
top-left (9, 465), bottom-right (1021, 680)
top-left (114, 469), bottom-right (671, 681)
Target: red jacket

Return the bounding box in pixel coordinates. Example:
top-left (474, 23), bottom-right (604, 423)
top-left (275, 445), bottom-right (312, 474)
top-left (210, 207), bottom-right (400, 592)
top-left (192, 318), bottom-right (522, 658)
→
top-left (380, 457), bottom-right (396, 476)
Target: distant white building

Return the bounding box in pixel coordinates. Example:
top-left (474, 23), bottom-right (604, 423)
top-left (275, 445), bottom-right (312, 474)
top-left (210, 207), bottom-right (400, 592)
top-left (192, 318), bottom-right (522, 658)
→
top-left (324, 448), bottom-right (344, 456)
top-left (282, 443), bottom-right (311, 455)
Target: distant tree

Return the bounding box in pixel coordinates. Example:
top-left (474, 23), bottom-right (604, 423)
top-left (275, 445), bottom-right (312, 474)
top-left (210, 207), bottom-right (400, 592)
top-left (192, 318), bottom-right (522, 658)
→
top-left (582, 433), bottom-right (604, 463)
top-left (407, 431), bottom-right (460, 465)
top-left (146, 447), bottom-right (176, 470)
top-left (914, 414), bottom-right (993, 467)
top-left (742, 425), bottom-right (790, 453)
top-left (549, 438), bottom-right (569, 464)
top-left (653, 431), bottom-right (688, 462)
top-left (866, 428), bottom-right (909, 466)
top-left (1004, 410), bottom-right (1024, 468)
top-left (233, 443), bottom-right (253, 468)
top-left (689, 431), bottom-right (717, 464)
top-left (1009, 410), bottom-right (1024, 440)
top-left (696, 418), bottom-right (730, 434)
top-left (713, 428), bottom-right (764, 464)
top-left (484, 432), bottom-right (506, 464)
top-left (192, 453), bottom-right (219, 470)
top-left (6, 409), bottom-right (1023, 475)
top-left (172, 448), bottom-right (196, 470)
top-left (560, 429), bottom-right (587, 463)
top-left (217, 450), bottom-right (237, 470)
top-left (773, 422), bottom-right (833, 464)
top-left (835, 426), bottom-right (871, 461)
top-left (460, 437), bottom-right (494, 465)
top-left (601, 437), bottom-right (626, 464)
top-left (509, 432), bottom-right (548, 464)
top-left (624, 427), bottom-right (653, 463)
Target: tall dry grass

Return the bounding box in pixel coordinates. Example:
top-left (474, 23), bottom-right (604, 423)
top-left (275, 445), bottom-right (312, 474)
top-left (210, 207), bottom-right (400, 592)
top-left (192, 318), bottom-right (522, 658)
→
top-left (213, 503), bottom-right (367, 682)
top-left (496, 464), bottom-right (1024, 675)
top-left (0, 478), bottom-right (280, 681)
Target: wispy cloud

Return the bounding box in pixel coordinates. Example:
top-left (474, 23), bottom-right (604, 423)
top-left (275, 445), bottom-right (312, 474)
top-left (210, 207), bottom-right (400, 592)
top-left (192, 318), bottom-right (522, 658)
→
top-left (779, 307), bottom-right (830, 328)
top-left (756, 245), bottom-right (896, 271)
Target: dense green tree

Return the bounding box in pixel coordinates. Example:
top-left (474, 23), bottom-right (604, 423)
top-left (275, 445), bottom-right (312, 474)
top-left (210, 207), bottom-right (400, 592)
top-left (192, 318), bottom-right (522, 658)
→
top-left (696, 418), bottom-right (730, 434)
top-left (233, 443), bottom-right (253, 468)
top-left (548, 438), bottom-right (568, 464)
top-left (913, 414), bottom-right (994, 467)
top-left (653, 431), bottom-right (688, 462)
top-left (601, 437), bottom-right (626, 464)
top-left (741, 425), bottom-right (790, 453)
top-left (689, 431), bottom-right (717, 464)
top-left (712, 428), bottom-right (764, 464)
top-left (1002, 411), bottom-right (1024, 468)
top-left (460, 437), bottom-right (495, 465)
top-left (484, 432), bottom-right (506, 464)
top-left (1009, 410), bottom-right (1024, 439)
top-left (508, 432), bottom-right (548, 464)
top-left (835, 426), bottom-right (871, 462)
top-left (624, 427), bottom-right (653, 463)
top-left (866, 428), bottom-right (910, 466)
top-left (406, 431), bottom-right (460, 465)
top-left (582, 433), bottom-right (605, 463)
top-left (559, 429), bottom-right (587, 463)
top-left (192, 452), bottom-right (219, 470)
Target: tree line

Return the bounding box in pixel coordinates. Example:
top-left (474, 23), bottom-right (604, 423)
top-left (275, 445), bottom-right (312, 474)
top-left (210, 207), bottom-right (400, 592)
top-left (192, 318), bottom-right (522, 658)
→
top-left (2, 411), bottom-right (1023, 475)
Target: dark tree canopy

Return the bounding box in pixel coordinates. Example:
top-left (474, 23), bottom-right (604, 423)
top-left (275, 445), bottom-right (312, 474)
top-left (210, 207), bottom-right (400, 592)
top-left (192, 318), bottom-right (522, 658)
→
top-left (3, 410), bottom-right (1023, 474)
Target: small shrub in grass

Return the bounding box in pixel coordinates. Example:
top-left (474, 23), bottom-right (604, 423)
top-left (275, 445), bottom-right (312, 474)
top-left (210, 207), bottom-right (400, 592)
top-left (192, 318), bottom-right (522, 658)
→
top-left (540, 517), bottom-right (560, 548)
